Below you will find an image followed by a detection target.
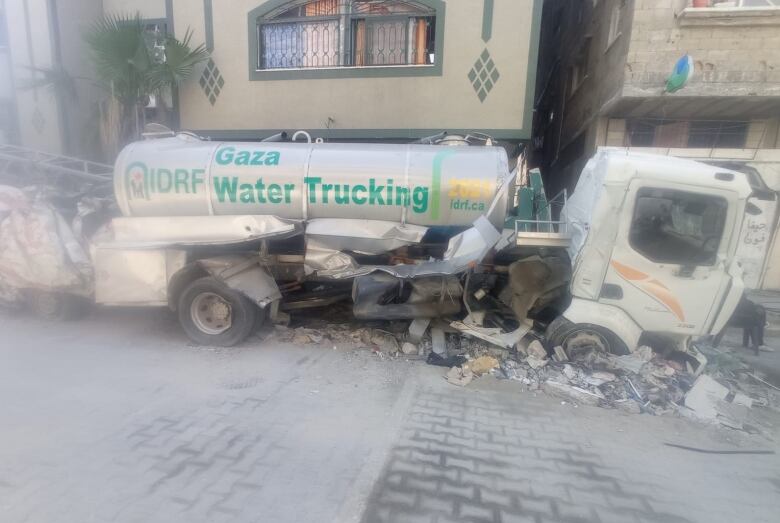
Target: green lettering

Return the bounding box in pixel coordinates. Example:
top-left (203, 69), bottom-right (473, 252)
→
top-left (214, 176), bottom-right (238, 203)
top-left (395, 186), bottom-right (410, 206)
top-left (304, 177), bottom-right (321, 203)
top-left (254, 179), bottom-right (267, 203)
top-left (235, 151), bottom-right (250, 166)
top-left (215, 147), bottom-right (234, 165)
top-left (352, 184), bottom-right (367, 205)
top-left (174, 169), bottom-right (189, 193)
top-left (368, 178), bottom-right (385, 205)
top-left (191, 169), bottom-right (205, 193)
top-left (321, 183), bottom-right (333, 204)
top-left (412, 186), bottom-right (429, 213)
top-left (334, 185), bottom-right (350, 204)
top-left (267, 184), bottom-right (282, 203)
top-left (157, 168), bottom-right (173, 193)
top-left (265, 151), bottom-right (280, 166)
top-left (284, 183), bottom-right (294, 203)
top-left (251, 151), bottom-right (264, 166)
top-left (239, 183), bottom-right (256, 203)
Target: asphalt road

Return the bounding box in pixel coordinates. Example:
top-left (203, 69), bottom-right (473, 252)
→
top-left (1, 307), bottom-right (779, 523)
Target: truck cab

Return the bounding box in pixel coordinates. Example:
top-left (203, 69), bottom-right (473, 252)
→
top-left (546, 150), bottom-right (754, 368)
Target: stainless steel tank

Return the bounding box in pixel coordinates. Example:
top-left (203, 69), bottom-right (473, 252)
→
top-left (113, 135), bottom-right (510, 227)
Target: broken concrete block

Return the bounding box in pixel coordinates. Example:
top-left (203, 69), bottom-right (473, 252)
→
top-left (585, 371), bottom-right (616, 387)
top-left (445, 366), bottom-right (473, 387)
top-left (543, 380), bottom-right (603, 406)
top-left (526, 355), bottom-right (548, 369)
top-left (613, 354), bottom-right (646, 374)
top-left (684, 375), bottom-right (730, 420)
top-left (431, 328), bottom-right (446, 356)
top-left (468, 355), bottom-right (499, 376)
top-left (408, 318), bottom-right (432, 343)
top-left (562, 364), bottom-right (578, 382)
top-left (527, 340), bottom-right (547, 359)
top-left (636, 345), bottom-right (654, 362)
top-left (401, 342), bottom-right (418, 355)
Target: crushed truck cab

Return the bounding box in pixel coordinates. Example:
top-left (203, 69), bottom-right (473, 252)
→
top-left (91, 135), bottom-right (759, 358)
top-left (547, 150), bottom-right (753, 368)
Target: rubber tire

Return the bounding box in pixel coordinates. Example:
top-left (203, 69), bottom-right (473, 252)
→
top-left (177, 277), bottom-right (258, 347)
top-left (545, 316), bottom-right (630, 356)
top-left (26, 291), bottom-right (90, 320)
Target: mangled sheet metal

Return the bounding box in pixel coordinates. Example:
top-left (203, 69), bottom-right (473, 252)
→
top-left (197, 255), bottom-right (281, 307)
top-left (305, 169), bottom-right (513, 279)
top-left (450, 313), bottom-right (533, 350)
top-left (0, 186), bottom-right (92, 298)
top-left (305, 219), bottom-right (427, 255)
top-left (107, 215), bottom-right (301, 248)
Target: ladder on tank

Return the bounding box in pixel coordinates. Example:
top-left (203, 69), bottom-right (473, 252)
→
top-left (511, 168), bottom-right (570, 248)
top-left (0, 143), bottom-right (113, 185)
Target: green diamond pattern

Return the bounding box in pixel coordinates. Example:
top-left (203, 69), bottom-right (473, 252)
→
top-left (467, 48), bottom-right (500, 103)
top-left (200, 58), bottom-right (224, 106)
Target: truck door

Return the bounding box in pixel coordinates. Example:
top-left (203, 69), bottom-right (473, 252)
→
top-left (601, 183), bottom-right (738, 336)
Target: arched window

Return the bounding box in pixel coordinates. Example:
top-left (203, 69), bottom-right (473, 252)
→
top-left (254, 0), bottom-right (437, 71)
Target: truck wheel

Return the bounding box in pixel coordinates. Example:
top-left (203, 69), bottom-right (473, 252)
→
top-left (26, 290), bottom-right (90, 320)
top-left (546, 316), bottom-right (629, 357)
top-left (178, 277), bottom-right (258, 346)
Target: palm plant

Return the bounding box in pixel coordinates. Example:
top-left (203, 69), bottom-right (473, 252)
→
top-left (84, 14), bottom-right (209, 154)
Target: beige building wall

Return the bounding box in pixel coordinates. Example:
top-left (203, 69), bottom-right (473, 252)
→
top-left (102, 0), bottom-right (167, 18)
top-left (164, 0), bottom-right (540, 138)
top-left (5, 0), bottom-right (63, 153)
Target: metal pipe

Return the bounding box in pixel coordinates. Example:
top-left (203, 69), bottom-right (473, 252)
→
top-left (261, 132), bottom-right (289, 142)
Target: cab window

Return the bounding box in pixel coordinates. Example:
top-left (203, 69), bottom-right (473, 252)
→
top-left (629, 188), bottom-right (727, 266)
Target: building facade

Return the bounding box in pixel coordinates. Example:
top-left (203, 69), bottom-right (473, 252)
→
top-left (535, 0), bottom-right (780, 190)
top-left (1, 0), bottom-right (103, 157)
top-left (534, 0), bottom-right (780, 288)
top-left (95, 0), bottom-right (541, 143)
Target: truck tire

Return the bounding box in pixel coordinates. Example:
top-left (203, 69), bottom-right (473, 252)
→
top-left (178, 277), bottom-right (258, 346)
top-left (546, 316), bottom-right (629, 357)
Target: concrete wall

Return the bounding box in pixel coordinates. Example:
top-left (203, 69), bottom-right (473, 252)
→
top-left (5, 0), bottom-right (63, 153)
top-left (126, 0), bottom-right (541, 140)
top-left (102, 0), bottom-right (166, 19)
top-left (531, 0), bottom-right (634, 194)
top-left (2, 0), bottom-right (102, 156)
top-left (625, 0), bottom-right (780, 97)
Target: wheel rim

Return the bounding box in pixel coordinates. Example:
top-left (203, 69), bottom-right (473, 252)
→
top-left (562, 329), bottom-right (610, 355)
top-left (190, 292), bottom-right (232, 335)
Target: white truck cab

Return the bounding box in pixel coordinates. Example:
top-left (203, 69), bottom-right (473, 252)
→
top-left (546, 150), bottom-right (754, 368)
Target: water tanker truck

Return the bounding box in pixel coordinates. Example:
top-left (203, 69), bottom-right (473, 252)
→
top-left (35, 133), bottom-right (770, 366)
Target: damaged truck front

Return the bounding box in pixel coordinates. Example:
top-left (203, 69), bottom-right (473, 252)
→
top-left (5, 135), bottom-right (759, 366)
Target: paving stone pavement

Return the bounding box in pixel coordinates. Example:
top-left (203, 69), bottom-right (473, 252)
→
top-left (361, 385), bottom-right (780, 523)
top-left (1, 310), bottom-right (779, 523)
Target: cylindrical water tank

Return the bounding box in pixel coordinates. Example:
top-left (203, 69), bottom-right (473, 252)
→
top-left (114, 135), bottom-right (510, 227)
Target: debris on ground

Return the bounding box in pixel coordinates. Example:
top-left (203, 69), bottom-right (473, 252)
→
top-left (273, 311), bottom-right (778, 433)
top-left (467, 355), bottom-right (499, 376)
top-left (445, 365), bottom-right (473, 387)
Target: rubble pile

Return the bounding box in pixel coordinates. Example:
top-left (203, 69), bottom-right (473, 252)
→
top-left (272, 314), bottom-right (778, 432)
top-left (494, 345), bottom-right (690, 415)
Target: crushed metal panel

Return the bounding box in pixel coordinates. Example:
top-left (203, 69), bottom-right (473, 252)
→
top-left (0, 197), bottom-right (92, 292)
top-left (197, 255), bottom-right (281, 307)
top-left (110, 215), bottom-right (301, 247)
top-left (305, 219), bottom-right (427, 254)
top-left (94, 248), bottom-right (186, 305)
top-left (450, 315), bottom-right (532, 350)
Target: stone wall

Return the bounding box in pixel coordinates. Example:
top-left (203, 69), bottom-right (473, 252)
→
top-left (625, 0), bottom-right (780, 97)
